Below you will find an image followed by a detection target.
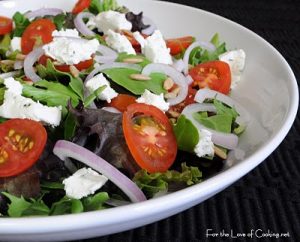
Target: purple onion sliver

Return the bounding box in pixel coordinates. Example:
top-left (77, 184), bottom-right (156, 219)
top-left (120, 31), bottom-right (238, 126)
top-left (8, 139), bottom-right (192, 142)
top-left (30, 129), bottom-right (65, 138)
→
top-left (172, 58), bottom-right (185, 73)
top-left (142, 63), bottom-right (188, 105)
top-left (142, 16), bottom-right (156, 35)
top-left (53, 140), bottom-right (146, 203)
top-left (74, 12), bottom-right (96, 37)
top-left (186, 75), bottom-right (194, 85)
top-left (24, 47), bottom-right (44, 82)
top-left (25, 8), bottom-right (64, 19)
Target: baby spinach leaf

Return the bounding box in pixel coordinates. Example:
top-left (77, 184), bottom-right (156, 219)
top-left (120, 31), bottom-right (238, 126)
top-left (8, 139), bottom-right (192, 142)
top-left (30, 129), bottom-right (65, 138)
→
top-left (103, 68), bottom-right (166, 95)
top-left (116, 53), bottom-right (151, 68)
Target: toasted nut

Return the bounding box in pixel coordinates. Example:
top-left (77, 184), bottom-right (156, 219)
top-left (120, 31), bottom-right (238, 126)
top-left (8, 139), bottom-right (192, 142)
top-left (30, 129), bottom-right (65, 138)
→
top-left (164, 92), bottom-right (177, 99)
top-left (163, 77), bottom-right (174, 90)
top-left (0, 60), bottom-right (15, 65)
top-left (70, 65), bottom-right (80, 78)
top-left (167, 110), bottom-right (180, 118)
top-left (130, 73), bottom-right (151, 81)
top-left (214, 145), bottom-right (227, 160)
top-left (171, 86), bottom-right (181, 96)
top-left (16, 53), bottom-right (26, 60)
top-left (123, 57), bottom-right (144, 64)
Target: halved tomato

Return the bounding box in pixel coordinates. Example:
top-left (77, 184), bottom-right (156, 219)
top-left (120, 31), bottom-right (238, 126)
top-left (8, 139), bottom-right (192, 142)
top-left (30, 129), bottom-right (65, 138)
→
top-left (123, 103), bottom-right (177, 173)
top-left (38, 55), bottom-right (94, 72)
top-left (166, 36), bottom-right (194, 55)
top-left (72, 0), bottom-right (91, 14)
top-left (109, 94), bottom-right (136, 112)
top-left (0, 16), bottom-right (13, 35)
top-left (122, 31), bottom-right (148, 53)
top-left (21, 19), bottom-right (56, 54)
top-left (0, 119), bottom-right (47, 177)
top-left (189, 60), bottom-right (231, 95)
top-left (168, 86), bottom-right (197, 114)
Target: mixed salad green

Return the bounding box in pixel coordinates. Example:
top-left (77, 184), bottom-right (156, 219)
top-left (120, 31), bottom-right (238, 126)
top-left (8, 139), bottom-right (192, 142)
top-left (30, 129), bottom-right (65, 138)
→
top-left (0, 0), bottom-right (247, 217)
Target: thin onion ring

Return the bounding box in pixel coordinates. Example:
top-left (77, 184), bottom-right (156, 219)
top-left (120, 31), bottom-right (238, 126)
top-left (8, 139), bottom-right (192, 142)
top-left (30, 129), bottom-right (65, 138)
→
top-left (24, 47), bottom-right (44, 82)
top-left (74, 12), bottom-right (96, 37)
top-left (25, 8), bottom-right (63, 19)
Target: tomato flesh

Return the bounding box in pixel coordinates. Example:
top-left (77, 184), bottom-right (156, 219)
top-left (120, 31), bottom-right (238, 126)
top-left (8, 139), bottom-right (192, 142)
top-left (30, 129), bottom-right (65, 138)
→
top-left (166, 36), bottom-right (194, 55)
top-left (38, 55), bottom-right (94, 72)
top-left (21, 19), bottom-right (56, 54)
top-left (189, 60), bottom-right (231, 95)
top-left (109, 94), bottom-right (136, 112)
top-left (0, 119), bottom-right (47, 178)
top-left (123, 103), bottom-right (177, 173)
top-left (0, 16), bottom-right (13, 35)
top-left (72, 0), bottom-right (91, 14)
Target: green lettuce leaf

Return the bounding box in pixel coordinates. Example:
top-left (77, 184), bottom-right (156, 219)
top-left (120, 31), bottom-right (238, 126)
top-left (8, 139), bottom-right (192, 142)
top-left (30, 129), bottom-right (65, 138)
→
top-left (133, 163), bottom-right (202, 198)
top-left (103, 68), bottom-right (166, 95)
top-left (116, 53), bottom-right (151, 68)
top-left (173, 115), bottom-right (199, 152)
top-left (12, 12), bottom-right (30, 37)
top-left (0, 34), bottom-right (11, 57)
top-left (89, 0), bottom-right (118, 14)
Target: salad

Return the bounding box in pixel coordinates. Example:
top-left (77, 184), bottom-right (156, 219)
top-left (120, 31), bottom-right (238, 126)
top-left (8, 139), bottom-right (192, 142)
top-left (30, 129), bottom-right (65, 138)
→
top-left (0, 0), bottom-right (247, 217)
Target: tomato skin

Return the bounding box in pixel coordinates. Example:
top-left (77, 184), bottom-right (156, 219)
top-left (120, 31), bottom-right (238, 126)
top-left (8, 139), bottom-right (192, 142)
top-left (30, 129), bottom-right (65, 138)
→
top-left (168, 86), bottom-right (197, 114)
top-left (0, 16), bottom-right (13, 35)
top-left (122, 31), bottom-right (148, 53)
top-left (189, 60), bottom-right (231, 95)
top-left (38, 55), bottom-right (94, 72)
top-left (72, 0), bottom-right (91, 14)
top-left (109, 94), bottom-right (136, 112)
top-left (166, 36), bottom-right (194, 55)
top-left (0, 119), bottom-right (47, 178)
top-left (123, 103), bottom-right (177, 173)
top-left (21, 19), bottom-right (56, 54)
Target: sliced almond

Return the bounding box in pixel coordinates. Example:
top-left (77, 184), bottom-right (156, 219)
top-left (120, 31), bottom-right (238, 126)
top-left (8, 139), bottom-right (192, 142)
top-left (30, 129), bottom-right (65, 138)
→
top-left (70, 65), bottom-right (80, 78)
top-left (129, 73), bottom-right (151, 81)
top-left (164, 92), bottom-right (177, 99)
top-left (214, 145), bottom-right (227, 160)
top-left (16, 53), bottom-right (26, 60)
top-left (167, 110), bottom-right (180, 118)
top-left (0, 60), bottom-right (15, 65)
top-left (163, 77), bottom-right (174, 91)
top-left (123, 57), bottom-right (144, 64)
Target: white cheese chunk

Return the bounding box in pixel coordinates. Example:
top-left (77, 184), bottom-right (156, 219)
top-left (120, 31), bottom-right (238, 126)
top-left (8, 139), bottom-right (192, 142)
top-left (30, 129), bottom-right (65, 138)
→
top-left (135, 30), bottom-right (173, 65)
top-left (194, 129), bottom-right (214, 157)
top-left (136, 89), bottom-right (170, 112)
top-left (219, 49), bottom-right (246, 89)
top-left (10, 37), bottom-right (21, 52)
top-left (63, 168), bottom-right (108, 199)
top-left (0, 77), bottom-right (62, 127)
top-left (43, 30), bottom-right (99, 65)
top-left (95, 10), bottom-right (132, 34)
top-left (85, 73), bottom-right (118, 103)
top-left (105, 30), bottom-right (136, 55)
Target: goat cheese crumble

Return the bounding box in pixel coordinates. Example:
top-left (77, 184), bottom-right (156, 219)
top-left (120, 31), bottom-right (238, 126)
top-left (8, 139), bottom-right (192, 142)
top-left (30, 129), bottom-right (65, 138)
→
top-left (194, 129), bottom-right (214, 157)
top-left (10, 37), bottom-right (21, 52)
top-left (0, 78), bottom-right (62, 127)
top-left (136, 89), bottom-right (170, 112)
top-left (63, 168), bottom-right (108, 199)
top-left (219, 49), bottom-right (246, 89)
top-left (43, 29), bottom-right (99, 65)
top-left (85, 73), bottom-right (118, 103)
top-left (95, 10), bottom-right (132, 34)
top-left (105, 30), bottom-right (136, 54)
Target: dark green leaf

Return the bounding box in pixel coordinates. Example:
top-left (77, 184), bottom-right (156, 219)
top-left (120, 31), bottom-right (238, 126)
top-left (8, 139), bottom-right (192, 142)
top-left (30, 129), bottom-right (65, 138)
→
top-left (12, 12), bottom-right (30, 37)
top-left (103, 68), bottom-right (166, 95)
top-left (53, 14), bottom-right (66, 30)
top-left (116, 53), bottom-right (151, 68)
top-left (82, 192), bottom-right (109, 211)
top-left (40, 181), bottom-right (64, 190)
top-left (0, 34), bottom-right (11, 56)
top-left (71, 199), bottom-right (84, 214)
top-left (64, 111), bottom-right (77, 140)
top-left (83, 85), bottom-right (106, 107)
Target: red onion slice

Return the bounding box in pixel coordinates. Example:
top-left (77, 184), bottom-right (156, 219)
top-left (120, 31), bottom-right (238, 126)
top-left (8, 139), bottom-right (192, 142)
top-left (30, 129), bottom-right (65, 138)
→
top-left (53, 140), bottom-right (146, 203)
top-left (142, 63), bottom-right (188, 105)
top-left (172, 58), bottom-right (185, 73)
top-left (142, 16), bottom-right (156, 35)
top-left (74, 12), bottom-right (96, 37)
top-left (194, 88), bottom-right (250, 125)
top-left (24, 47), bottom-right (44, 82)
top-left (182, 103), bottom-right (239, 149)
top-left (25, 8), bottom-right (63, 19)
top-left (186, 74), bottom-right (194, 85)
top-left (94, 45), bottom-right (118, 64)
top-left (85, 62), bottom-right (143, 82)
top-left (14, 60), bottom-right (24, 70)
top-left (183, 41), bottom-right (216, 75)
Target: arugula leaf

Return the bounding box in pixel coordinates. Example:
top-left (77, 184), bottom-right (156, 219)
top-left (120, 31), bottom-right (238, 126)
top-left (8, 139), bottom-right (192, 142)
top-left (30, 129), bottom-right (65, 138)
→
top-left (82, 192), bottom-right (109, 211)
top-left (53, 14), bottom-right (66, 30)
top-left (63, 112), bottom-right (77, 140)
top-left (189, 33), bottom-right (227, 66)
top-left (36, 59), bottom-right (84, 100)
top-left (133, 163), bottom-right (202, 198)
top-left (103, 68), bottom-right (166, 95)
top-left (116, 53), bottom-right (151, 68)
top-left (50, 196), bottom-right (83, 215)
top-left (89, 0), bottom-right (118, 14)
top-left (213, 99), bottom-right (239, 120)
top-left (0, 34), bottom-right (11, 57)
top-left (40, 181), bottom-right (64, 190)
top-left (173, 115), bottom-right (199, 152)
top-left (83, 85), bottom-right (106, 107)
top-left (0, 87), bottom-right (5, 104)
top-left (2, 192), bottom-right (50, 217)
top-left (12, 12), bottom-right (30, 37)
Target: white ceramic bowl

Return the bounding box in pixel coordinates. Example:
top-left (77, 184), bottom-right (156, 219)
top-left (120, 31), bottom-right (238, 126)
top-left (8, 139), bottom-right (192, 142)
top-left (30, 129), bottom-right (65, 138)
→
top-left (0, 0), bottom-right (298, 241)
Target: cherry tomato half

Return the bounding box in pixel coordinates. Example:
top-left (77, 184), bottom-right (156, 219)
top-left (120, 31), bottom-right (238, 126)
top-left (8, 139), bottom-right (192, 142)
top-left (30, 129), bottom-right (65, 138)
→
top-left (109, 94), bottom-right (136, 112)
top-left (21, 19), bottom-right (56, 54)
top-left (0, 119), bottom-right (47, 178)
top-left (123, 103), bottom-right (177, 173)
top-left (0, 16), bottom-right (13, 35)
top-left (189, 60), bottom-right (231, 95)
top-left (166, 36), bottom-right (194, 55)
top-left (72, 0), bottom-right (91, 14)
top-left (38, 55), bottom-right (94, 72)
